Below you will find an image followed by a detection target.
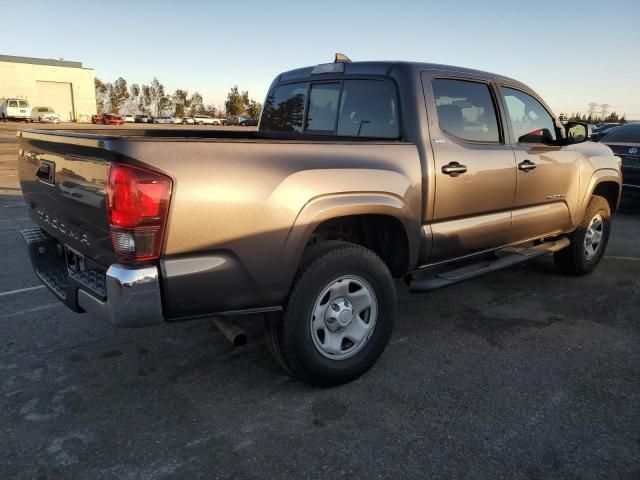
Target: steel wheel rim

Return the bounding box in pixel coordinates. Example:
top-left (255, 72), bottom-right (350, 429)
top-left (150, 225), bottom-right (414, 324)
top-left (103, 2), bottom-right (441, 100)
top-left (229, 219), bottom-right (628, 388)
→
top-left (584, 213), bottom-right (604, 260)
top-left (310, 275), bottom-right (378, 360)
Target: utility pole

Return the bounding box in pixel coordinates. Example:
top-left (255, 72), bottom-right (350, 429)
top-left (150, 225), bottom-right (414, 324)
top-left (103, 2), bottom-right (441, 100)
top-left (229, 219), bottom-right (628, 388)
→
top-left (588, 102), bottom-right (598, 119)
top-left (600, 104), bottom-right (610, 120)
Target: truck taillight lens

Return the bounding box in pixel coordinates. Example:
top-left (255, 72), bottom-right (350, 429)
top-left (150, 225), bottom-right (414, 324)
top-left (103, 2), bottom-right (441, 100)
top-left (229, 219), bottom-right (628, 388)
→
top-left (107, 163), bottom-right (172, 261)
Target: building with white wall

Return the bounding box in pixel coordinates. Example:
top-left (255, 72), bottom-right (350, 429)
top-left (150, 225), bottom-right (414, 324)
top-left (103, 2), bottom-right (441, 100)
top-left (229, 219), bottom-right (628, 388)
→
top-left (0, 54), bottom-right (96, 121)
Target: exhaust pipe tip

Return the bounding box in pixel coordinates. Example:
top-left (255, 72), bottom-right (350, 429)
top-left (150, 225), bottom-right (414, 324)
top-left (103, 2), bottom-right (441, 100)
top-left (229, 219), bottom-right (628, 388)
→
top-left (213, 317), bottom-right (247, 347)
top-left (231, 331), bottom-right (248, 347)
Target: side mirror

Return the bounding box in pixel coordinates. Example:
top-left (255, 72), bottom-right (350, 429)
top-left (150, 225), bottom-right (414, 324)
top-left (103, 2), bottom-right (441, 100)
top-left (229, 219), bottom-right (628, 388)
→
top-left (565, 122), bottom-right (589, 144)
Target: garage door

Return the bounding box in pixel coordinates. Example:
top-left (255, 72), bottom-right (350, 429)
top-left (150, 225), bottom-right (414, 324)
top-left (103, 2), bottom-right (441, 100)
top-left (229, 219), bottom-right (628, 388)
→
top-left (35, 81), bottom-right (74, 121)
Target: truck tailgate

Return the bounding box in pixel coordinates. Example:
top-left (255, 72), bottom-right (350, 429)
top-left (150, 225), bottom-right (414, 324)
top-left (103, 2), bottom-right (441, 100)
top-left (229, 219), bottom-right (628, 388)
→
top-left (17, 130), bottom-right (118, 267)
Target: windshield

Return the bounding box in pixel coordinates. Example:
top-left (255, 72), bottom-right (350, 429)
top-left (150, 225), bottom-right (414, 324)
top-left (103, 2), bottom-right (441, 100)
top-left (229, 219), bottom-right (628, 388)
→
top-left (601, 124), bottom-right (640, 143)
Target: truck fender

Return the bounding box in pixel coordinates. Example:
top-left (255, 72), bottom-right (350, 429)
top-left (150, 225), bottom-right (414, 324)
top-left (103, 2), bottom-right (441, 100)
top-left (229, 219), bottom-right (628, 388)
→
top-left (578, 168), bottom-right (622, 220)
top-left (281, 192), bottom-right (420, 277)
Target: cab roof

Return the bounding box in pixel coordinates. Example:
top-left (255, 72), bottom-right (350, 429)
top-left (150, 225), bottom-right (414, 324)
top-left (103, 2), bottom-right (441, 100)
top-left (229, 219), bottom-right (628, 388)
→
top-left (277, 60), bottom-right (523, 87)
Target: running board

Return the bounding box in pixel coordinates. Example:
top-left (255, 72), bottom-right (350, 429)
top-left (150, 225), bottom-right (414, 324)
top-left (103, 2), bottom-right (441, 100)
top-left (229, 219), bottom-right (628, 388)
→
top-left (409, 237), bottom-right (570, 293)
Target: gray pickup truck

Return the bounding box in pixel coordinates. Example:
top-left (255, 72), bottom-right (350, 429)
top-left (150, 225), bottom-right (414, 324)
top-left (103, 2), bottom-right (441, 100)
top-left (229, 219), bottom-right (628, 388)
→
top-left (18, 57), bottom-right (621, 386)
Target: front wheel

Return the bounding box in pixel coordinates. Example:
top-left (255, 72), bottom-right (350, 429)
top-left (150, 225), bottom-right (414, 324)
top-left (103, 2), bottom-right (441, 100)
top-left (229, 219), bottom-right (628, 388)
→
top-left (265, 242), bottom-right (396, 386)
top-left (554, 195), bottom-right (611, 275)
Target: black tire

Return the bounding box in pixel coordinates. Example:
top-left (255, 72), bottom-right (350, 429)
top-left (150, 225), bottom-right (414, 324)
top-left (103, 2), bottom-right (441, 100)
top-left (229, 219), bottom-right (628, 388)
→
top-left (554, 195), bottom-right (611, 275)
top-left (265, 242), bottom-right (396, 387)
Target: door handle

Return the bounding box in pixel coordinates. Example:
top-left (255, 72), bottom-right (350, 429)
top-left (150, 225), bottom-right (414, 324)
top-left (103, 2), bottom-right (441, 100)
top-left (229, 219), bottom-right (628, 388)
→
top-left (518, 160), bottom-right (537, 172)
top-left (441, 162), bottom-right (467, 176)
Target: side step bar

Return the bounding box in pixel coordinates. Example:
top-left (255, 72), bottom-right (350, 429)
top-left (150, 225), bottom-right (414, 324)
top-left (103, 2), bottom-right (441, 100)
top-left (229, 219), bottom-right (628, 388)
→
top-left (409, 237), bottom-right (570, 293)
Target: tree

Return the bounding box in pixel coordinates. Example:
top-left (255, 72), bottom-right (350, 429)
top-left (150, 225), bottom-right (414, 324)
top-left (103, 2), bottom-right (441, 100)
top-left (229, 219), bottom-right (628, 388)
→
top-left (109, 77), bottom-right (129, 114)
top-left (94, 78), bottom-right (108, 114)
top-left (246, 99), bottom-right (263, 118)
top-left (225, 85), bottom-right (249, 116)
top-left (140, 85), bottom-right (152, 115)
top-left (129, 83), bottom-right (140, 99)
top-left (149, 77), bottom-right (169, 116)
top-left (188, 92), bottom-right (204, 116)
top-left (172, 89), bottom-right (190, 117)
top-left (203, 104), bottom-right (218, 116)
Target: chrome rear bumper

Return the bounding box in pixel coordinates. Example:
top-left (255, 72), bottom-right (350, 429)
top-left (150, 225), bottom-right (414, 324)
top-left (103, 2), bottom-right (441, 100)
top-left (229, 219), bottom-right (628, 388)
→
top-left (22, 227), bottom-right (164, 328)
top-left (77, 264), bottom-right (164, 328)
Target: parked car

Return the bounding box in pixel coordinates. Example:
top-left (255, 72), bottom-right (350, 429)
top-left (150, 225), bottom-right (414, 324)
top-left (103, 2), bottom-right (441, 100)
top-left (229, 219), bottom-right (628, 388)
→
top-left (0, 98), bottom-right (31, 121)
top-left (592, 125), bottom-right (621, 142)
top-left (182, 117), bottom-right (195, 125)
top-left (193, 115), bottom-right (218, 125)
top-left (240, 118), bottom-right (259, 127)
top-left (600, 123), bottom-right (640, 199)
top-left (123, 114), bottom-right (135, 123)
top-left (226, 116), bottom-right (246, 126)
top-left (593, 122), bottom-right (619, 133)
top-left (17, 58), bottom-right (622, 386)
top-left (134, 115), bottom-right (151, 123)
top-left (91, 114), bottom-right (103, 124)
top-left (171, 116), bottom-right (183, 124)
top-left (30, 107), bottom-right (61, 123)
top-left (154, 116), bottom-right (175, 124)
top-left (101, 113), bottom-right (124, 125)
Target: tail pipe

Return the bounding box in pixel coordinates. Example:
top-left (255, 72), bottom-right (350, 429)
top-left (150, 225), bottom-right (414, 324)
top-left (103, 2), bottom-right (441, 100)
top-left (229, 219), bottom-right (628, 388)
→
top-left (213, 317), bottom-right (247, 347)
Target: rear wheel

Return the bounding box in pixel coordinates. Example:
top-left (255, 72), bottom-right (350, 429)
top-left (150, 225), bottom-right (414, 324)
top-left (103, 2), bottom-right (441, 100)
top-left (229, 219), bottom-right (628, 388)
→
top-left (265, 242), bottom-right (396, 386)
top-left (554, 195), bottom-right (611, 275)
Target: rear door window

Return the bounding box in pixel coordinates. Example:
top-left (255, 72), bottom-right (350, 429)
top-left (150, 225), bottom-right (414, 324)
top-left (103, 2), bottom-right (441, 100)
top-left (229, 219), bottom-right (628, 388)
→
top-left (337, 80), bottom-right (399, 138)
top-left (8, 100), bottom-right (18, 108)
top-left (432, 79), bottom-right (500, 143)
top-left (261, 82), bottom-right (307, 132)
top-left (18, 100), bottom-right (29, 108)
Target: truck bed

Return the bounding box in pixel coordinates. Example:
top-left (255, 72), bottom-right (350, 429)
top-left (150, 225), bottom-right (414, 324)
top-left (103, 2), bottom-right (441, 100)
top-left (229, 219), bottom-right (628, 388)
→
top-left (17, 127), bottom-right (420, 320)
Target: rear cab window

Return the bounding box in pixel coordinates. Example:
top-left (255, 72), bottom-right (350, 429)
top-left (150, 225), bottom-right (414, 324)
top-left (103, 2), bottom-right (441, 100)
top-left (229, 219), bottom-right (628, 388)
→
top-left (261, 82), bottom-right (307, 133)
top-left (260, 78), bottom-right (400, 139)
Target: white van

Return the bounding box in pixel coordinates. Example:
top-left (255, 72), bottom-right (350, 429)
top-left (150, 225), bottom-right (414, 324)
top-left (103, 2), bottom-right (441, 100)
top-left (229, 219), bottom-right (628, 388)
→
top-left (0, 98), bottom-right (32, 121)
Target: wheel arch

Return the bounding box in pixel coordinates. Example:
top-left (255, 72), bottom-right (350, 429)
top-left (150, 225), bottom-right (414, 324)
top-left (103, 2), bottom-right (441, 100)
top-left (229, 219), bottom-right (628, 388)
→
top-left (282, 193), bottom-right (420, 280)
top-left (581, 169), bottom-right (621, 218)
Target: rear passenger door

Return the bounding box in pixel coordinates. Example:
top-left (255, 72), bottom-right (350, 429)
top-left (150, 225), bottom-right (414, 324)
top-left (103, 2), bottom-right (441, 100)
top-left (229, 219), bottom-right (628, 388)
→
top-left (421, 71), bottom-right (517, 262)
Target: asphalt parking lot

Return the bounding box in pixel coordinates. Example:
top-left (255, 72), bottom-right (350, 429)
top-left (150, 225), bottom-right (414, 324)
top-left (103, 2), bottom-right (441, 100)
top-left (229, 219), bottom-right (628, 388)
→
top-left (0, 122), bottom-right (639, 479)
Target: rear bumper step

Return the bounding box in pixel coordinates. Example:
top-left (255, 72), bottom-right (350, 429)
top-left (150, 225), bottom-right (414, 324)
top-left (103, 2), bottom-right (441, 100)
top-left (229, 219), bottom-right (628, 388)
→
top-left (21, 227), bottom-right (164, 327)
top-left (409, 237), bottom-right (570, 292)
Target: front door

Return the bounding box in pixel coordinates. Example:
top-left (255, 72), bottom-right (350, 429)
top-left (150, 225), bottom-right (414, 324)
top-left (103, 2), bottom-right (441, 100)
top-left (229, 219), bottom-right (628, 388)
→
top-left (499, 87), bottom-right (579, 242)
top-left (422, 72), bottom-right (517, 262)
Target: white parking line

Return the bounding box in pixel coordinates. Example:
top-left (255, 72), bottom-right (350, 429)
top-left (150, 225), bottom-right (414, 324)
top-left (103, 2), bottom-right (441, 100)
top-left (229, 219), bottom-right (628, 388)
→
top-left (0, 303), bottom-right (62, 319)
top-left (605, 255), bottom-right (640, 262)
top-left (0, 285), bottom-right (45, 297)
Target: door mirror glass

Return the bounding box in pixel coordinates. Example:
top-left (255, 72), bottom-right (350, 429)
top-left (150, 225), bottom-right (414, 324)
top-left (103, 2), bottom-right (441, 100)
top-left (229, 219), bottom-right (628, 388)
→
top-left (565, 122), bottom-right (588, 144)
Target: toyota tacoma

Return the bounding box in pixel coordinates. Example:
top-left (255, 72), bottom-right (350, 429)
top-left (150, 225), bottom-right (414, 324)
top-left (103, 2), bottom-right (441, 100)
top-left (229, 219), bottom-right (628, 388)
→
top-left (18, 56), bottom-right (622, 386)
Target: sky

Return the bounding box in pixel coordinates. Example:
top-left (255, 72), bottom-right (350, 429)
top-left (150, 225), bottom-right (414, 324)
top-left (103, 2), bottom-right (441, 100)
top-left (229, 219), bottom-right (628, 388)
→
top-left (2, 0), bottom-right (639, 118)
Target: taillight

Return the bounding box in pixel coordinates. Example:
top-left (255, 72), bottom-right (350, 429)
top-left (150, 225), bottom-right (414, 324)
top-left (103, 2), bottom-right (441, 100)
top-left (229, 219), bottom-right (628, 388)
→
top-left (107, 163), bottom-right (172, 261)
